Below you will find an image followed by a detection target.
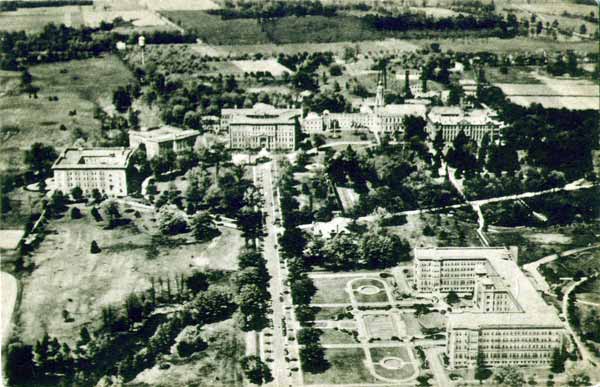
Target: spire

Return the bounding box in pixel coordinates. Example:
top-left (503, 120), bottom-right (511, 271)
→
top-left (375, 80), bottom-right (384, 108)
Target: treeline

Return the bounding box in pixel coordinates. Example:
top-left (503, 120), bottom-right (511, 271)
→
top-left (0, 23), bottom-right (196, 70)
top-left (0, 0), bottom-right (92, 11)
top-left (209, 0), bottom-right (338, 19)
top-left (362, 12), bottom-right (519, 37)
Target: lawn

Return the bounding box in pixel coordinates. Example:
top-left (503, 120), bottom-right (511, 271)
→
top-left (311, 276), bottom-right (351, 305)
top-left (370, 346), bottom-right (412, 363)
top-left (0, 6), bottom-right (85, 32)
top-left (319, 327), bottom-right (358, 345)
top-left (400, 313), bottom-right (423, 337)
top-left (363, 314), bottom-right (398, 340)
top-left (351, 278), bottom-right (390, 304)
top-left (303, 347), bottom-right (376, 385)
top-left (17, 204), bottom-right (243, 345)
top-left (0, 55), bottom-right (135, 173)
top-left (369, 346), bottom-right (417, 380)
top-left (313, 306), bottom-right (352, 321)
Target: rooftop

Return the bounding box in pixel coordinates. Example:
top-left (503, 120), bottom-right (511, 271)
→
top-left (428, 106), bottom-right (501, 126)
top-left (0, 229), bottom-right (25, 250)
top-left (52, 147), bottom-right (133, 170)
top-left (130, 126), bottom-right (199, 142)
top-left (378, 103), bottom-right (427, 117)
top-left (416, 247), bottom-right (563, 329)
top-left (228, 104), bottom-right (301, 125)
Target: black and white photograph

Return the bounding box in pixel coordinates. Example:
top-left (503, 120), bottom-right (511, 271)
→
top-left (0, 0), bottom-right (599, 386)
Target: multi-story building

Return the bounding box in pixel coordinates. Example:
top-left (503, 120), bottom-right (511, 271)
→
top-left (129, 126), bottom-right (199, 159)
top-left (302, 84), bottom-right (427, 135)
top-left (414, 247), bottom-right (564, 369)
top-left (52, 147), bottom-right (134, 197)
top-left (226, 103), bottom-right (302, 150)
top-left (427, 106), bottom-right (504, 144)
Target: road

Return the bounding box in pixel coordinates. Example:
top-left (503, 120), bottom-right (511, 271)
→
top-left (256, 161), bottom-right (302, 387)
top-left (523, 244), bottom-right (600, 293)
top-left (562, 275), bottom-right (599, 365)
top-left (1, 271), bottom-right (18, 384)
top-left (425, 346), bottom-right (452, 387)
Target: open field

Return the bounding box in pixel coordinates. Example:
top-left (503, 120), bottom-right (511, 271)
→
top-left (17, 204), bottom-right (243, 345)
top-left (351, 278), bottom-right (390, 303)
top-left (303, 347), bottom-right (376, 385)
top-left (369, 346), bottom-right (417, 381)
top-left (319, 327), bottom-right (358, 345)
top-left (363, 314), bottom-right (398, 339)
top-left (0, 55), bottom-right (134, 173)
top-left (314, 306), bottom-right (352, 321)
top-left (312, 276), bottom-right (352, 305)
top-left (140, 0), bottom-right (220, 11)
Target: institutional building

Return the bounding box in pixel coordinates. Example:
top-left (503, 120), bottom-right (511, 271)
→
top-left (427, 106), bottom-right (504, 144)
top-left (414, 247), bottom-right (564, 369)
top-left (52, 147), bottom-right (134, 197)
top-left (303, 83), bottom-right (427, 135)
top-left (224, 103), bottom-right (302, 150)
top-left (129, 126), bottom-right (199, 159)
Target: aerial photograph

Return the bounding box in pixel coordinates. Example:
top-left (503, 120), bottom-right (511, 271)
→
top-left (0, 0), bottom-right (598, 386)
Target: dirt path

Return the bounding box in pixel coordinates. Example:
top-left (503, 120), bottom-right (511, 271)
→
top-left (1, 271), bottom-right (18, 384)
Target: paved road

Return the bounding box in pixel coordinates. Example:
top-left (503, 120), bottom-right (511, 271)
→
top-left (1, 271), bottom-right (18, 384)
top-left (425, 346), bottom-right (453, 387)
top-left (523, 244), bottom-right (600, 293)
top-left (562, 276), bottom-right (599, 365)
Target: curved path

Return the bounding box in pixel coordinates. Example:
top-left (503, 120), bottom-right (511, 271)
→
top-left (1, 271), bottom-right (18, 384)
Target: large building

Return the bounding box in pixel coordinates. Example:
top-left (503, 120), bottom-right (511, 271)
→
top-left (427, 106), bottom-right (504, 144)
top-left (52, 147), bottom-right (134, 197)
top-left (303, 83), bottom-right (427, 135)
top-left (129, 126), bottom-right (199, 159)
top-left (414, 247), bottom-right (564, 369)
top-left (225, 103), bottom-right (302, 150)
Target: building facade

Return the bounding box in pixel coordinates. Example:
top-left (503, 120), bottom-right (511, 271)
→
top-left (52, 147), bottom-right (134, 197)
top-left (225, 104), bottom-right (302, 150)
top-left (129, 126), bottom-right (199, 159)
top-left (414, 247), bottom-right (564, 369)
top-left (427, 106), bottom-right (503, 144)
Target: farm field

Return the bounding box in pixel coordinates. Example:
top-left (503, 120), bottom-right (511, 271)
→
top-left (17, 204), bottom-right (244, 345)
top-left (140, 0), bottom-right (220, 11)
top-left (0, 55), bottom-right (135, 173)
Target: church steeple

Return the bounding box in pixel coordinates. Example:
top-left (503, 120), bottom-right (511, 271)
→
top-left (375, 80), bottom-right (384, 109)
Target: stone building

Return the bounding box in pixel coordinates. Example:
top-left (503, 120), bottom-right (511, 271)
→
top-left (129, 126), bottom-right (199, 160)
top-left (427, 106), bottom-right (504, 144)
top-left (225, 103), bottom-right (302, 150)
top-left (414, 247), bottom-right (564, 369)
top-left (52, 147), bottom-right (134, 197)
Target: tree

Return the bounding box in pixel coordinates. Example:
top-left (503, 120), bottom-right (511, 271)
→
top-left (236, 283), bottom-right (269, 331)
top-left (290, 276), bottom-right (316, 305)
top-left (71, 186), bottom-right (83, 201)
top-left (190, 211), bottom-right (219, 242)
top-left (359, 229), bottom-right (411, 268)
top-left (70, 207), bottom-right (81, 219)
top-left (238, 206), bottom-right (262, 246)
top-left (24, 143), bottom-right (57, 178)
top-left (297, 327), bottom-right (322, 345)
top-left (91, 188), bottom-right (103, 204)
top-left (113, 86), bottom-right (132, 113)
top-left (103, 200), bottom-right (121, 228)
top-left (494, 366), bottom-right (525, 387)
top-left (49, 190), bottom-right (67, 213)
top-left (567, 373), bottom-right (590, 387)
top-left (550, 345), bottom-right (567, 373)
top-left (176, 325), bottom-right (207, 357)
top-left (579, 24), bottom-right (587, 35)
top-left (446, 290), bottom-right (460, 305)
top-left (416, 373), bottom-right (433, 387)
top-left (300, 343), bottom-right (328, 372)
top-left (5, 342), bottom-right (34, 384)
top-left (185, 271), bottom-right (209, 294)
top-left (322, 234), bottom-right (359, 270)
top-left (241, 355), bottom-right (272, 385)
top-left (157, 206), bottom-right (188, 235)
top-left (474, 351), bottom-right (491, 384)
top-left (90, 240), bottom-right (101, 254)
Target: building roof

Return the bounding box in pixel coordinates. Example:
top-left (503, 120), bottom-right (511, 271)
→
top-left (52, 147), bottom-right (133, 170)
top-left (0, 229), bottom-right (25, 250)
top-left (416, 247), bottom-right (563, 329)
top-left (130, 126), bottom-right (199, 142)
top-left (377, 103), bottom-right (427, 117)
top-left (228, 104), bottom-right (301, 126)
top-left (428, 106), bottom-right (501, 126)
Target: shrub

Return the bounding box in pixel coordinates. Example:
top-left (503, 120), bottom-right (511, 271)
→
top-left (90, 240), bottom-right (101, 254)
top-left (70, 207), bottom-right (81, 219)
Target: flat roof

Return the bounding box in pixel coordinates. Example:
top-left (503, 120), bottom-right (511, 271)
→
top-left (416, 247), bottom-right (563, 329)
top-left (428, 107), bottom-right (501, 126)
top-left (130, 126), bottom-right (199, 142)
top-left (378, 103), bottom-right (427, 117)
top-left (52, 147), bottom-right (133, 170)
top-left (229, 109), bottom-right (301, 126)
top-left (0, 229), bottom-right (25, 250)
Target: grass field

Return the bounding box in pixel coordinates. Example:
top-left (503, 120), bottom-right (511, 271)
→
top-left (369, 346), bottom-right (417, 381)
top-left (351, 278), bottom-right (390, 303)
top-left (311, 276), bottom-right (351, 305)
top-left (140, 0), bottom-right (220, 11)
top-left (363, 314), bottom-right (398, 339)
top-left (303, 347), bottom-right (376, 385)
top-left (319, 327), bottom-right (358, 345)
top-left (313, 306), bottom-right (352, 321)
top-left (17, 204), bottom-right (243, 345)
top-left (0, 55), bottom-right (134, 173)
top-left (400, 313), bottom-right (423, 337)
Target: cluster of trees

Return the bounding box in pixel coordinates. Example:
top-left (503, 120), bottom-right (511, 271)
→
top-left (6, 270), bottom-right (237, 386)
top-left (232, 248), bottom-right (271, 331)
top-left (362, 11), bottom-right (521, 38)
top-left (0, 0), bottom-right (91, 11)
top-left (546, 51), bottom-right (583, 77)
top-left (209, 0), bottom-right (338, 19)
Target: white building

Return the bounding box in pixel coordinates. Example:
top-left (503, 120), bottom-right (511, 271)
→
top-left (52, 147), bottom-right (134, 197)
top-left (414, 247), bottom-right (564, 369)
top-left (226, 103), bottom-right (302, 150)
top-left (427, 106), bottom-right (504, 144)
top-left (129, 126), bottom-right (199, 160)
